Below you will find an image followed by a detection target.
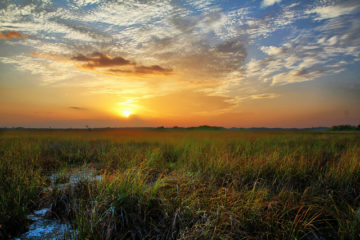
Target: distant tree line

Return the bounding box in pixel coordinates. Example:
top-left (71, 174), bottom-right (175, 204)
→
top-left (330, 124), bottom-right (360, 131)
top-left (156, 125), bottom-right (225, 130)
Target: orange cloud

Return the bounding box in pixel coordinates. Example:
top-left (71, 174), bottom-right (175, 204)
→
top-left (30, 52), bottom-right (68, 62)
top-left (0, 30), bottom-right (27, 40)
top-left (69, 106), bottom-right (88, 111)
top-left (72, 52), bottom-right (132, 68)
top-left (134, 65), bottom-right (172, 74)
top-left (72, 52), bottom-right (173, 75)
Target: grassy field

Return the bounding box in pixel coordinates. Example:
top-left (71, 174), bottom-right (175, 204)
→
top-left (0, 129), bottom-right (359, 239)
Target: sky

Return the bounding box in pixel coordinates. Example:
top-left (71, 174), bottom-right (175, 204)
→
top-left (0, 0), bottom-right (360, 128)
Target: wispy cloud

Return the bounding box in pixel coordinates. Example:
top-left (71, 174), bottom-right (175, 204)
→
top-left (0, 30), bottom-right (27, 40)
top-left (260, 46), bottom-right (286, 55)
top-left (69, 106), bottom-right (88, 111)
top-left (71, 52), bottom-right (173, 75)
top-left (261, 0), bottom-right (283, 8)
top-left (225, 93), bottom-right (280, 105)
top-left (133, 65), bottom-right (173, 75)
top-left (251, 93), bottom-right (279, 99)
top-left (72, 53), bottom-right (132, 68)
top-left (306, 3), bottom-right (360, 20)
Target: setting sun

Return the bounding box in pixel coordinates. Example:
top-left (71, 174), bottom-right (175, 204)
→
top-left (122, 109), bottom-right (132, 118)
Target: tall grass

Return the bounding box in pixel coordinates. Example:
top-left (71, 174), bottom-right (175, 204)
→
top-left (0, 129), bottom-right (359, 239)
top-left (0, 137), bottom-right (45, 238)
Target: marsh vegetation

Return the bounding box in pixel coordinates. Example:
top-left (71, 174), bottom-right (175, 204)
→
top-left (1, 129), bottom-right (359, 239)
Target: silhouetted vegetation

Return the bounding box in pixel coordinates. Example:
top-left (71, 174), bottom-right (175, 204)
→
top-left (187, 125), bottom-right (225, 130)
top-left (330, 124), bottom-right (360, 131)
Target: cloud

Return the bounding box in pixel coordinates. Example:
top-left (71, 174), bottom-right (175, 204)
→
top-left (225, 92), bottom-right (280, 104)
top-left (0, 30), bottom-right (27, 40)
top-left (72, 52), bottom-right (172, 75)
top-left (271, 69), bottom-right (325, 85)
top-left (260, 46), bottom-right (285, 55)
top-left (141, 90), bottom-right (235, 116)
top-left (261, 0), bottom-right (282, 8)
top-left (327, 36), bottom-right (338, 45)
top-left (72, 52), bottom-right (132, 69)
top-left (306, 4), bottom-right (359, 20)
top-left (108, 65), bottom-right (172, 75)
top-left (0, 1), bottom-right (246, 85)
top-left (53, 18), bottom-right (111, 41)
top-left (73, 0), bottom-right (102, 7)
top-left (250, 93), bottom-right (279, 99)
top-left (69, 106), bottom-right (88, 111)
top-left (242, 3), bottom-right (306, 40)
top-left (0, 53), bottom-right (96, 84)
top-left (134, 65), bottom-right (173, 74)
top-left (150, 38), bottom-right (247, 81)
top-left (243, 12), bottom-right (360, 89)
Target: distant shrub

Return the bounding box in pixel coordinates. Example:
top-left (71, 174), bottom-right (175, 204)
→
top-left (330, 125), bottom-right (358, 131)
top-left (187, 125), bottom-right (225, 130)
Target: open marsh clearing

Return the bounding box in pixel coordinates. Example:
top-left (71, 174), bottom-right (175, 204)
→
top-left (1, 129), bottom-right (360, 239)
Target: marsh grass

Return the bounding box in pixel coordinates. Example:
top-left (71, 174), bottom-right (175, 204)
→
top-left (0, 137), bottom-right (46, 238)
top-left (0, 129), bottom-right (359, 239)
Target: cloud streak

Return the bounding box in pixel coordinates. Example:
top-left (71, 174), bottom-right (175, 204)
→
top-left (69, 106), bottom-right (88, 111)
top-left (306, 3), bottom-right (360, 20)
top-left (72, 52), bottom-right (173, 75)
top-left (0, 30), bottom-right (27, 40)
top-left (262, 0), bottom-right (283, 8)
top-left (72, 52), bottom-right (132, 68)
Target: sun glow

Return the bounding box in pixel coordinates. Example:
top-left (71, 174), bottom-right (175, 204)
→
top-left (122, 109), bottom-right (132, 118)
top-left (114, 99), bottom-right (139, 118)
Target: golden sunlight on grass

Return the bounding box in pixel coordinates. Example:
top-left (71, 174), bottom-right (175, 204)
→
top-left (2, 129), bottom-right (360, 239)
